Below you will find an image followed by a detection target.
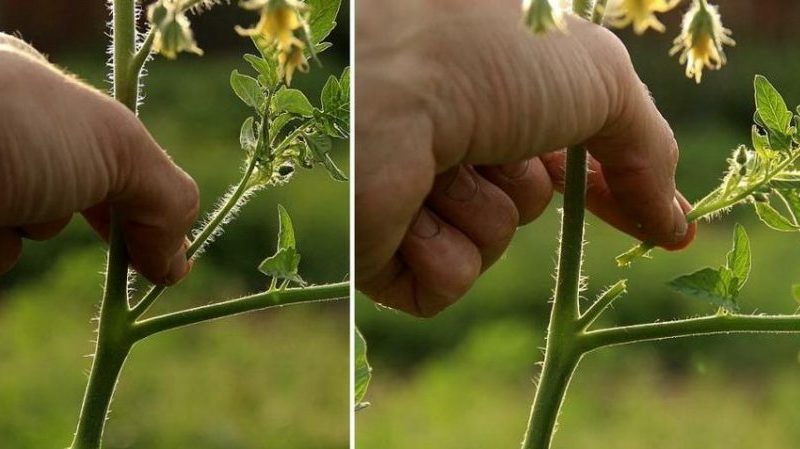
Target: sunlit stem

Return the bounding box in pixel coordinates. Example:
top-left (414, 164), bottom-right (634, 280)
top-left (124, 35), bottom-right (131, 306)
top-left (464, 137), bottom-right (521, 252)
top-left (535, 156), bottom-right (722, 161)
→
top-left (132, 282), bottom-right (350, 340)
top-left (70, 1), bottom-right (138, 447)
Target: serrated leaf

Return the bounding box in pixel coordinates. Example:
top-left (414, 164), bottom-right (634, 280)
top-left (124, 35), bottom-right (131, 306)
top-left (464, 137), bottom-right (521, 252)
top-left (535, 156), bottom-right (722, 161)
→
top-left (754, 201), bottom-right (799, 232)
top-left (230, 70), bottom-right (264, 110)
top-left (306, 0), bottom-right (340, 44)
top-left (258, 205), bottom-right (304, 285)
top-left (354, 327), bottom-right (372, 410)
top-left (320, 75), bottom-right (341, 111)
top-left (725, 224), bottom-right (751, 285)
top-left (306, 133), bottom-right (348, 181)
top-left (239, 116), bottom-right (257, 152)
top-left (754, 75), bottom-right (793, 135)
top-left (668, 267), bottom-right (739, 312)
top-left (273, 88), bottom-right (314, 116)
top-left (243, 53), bottom-right (277, 87)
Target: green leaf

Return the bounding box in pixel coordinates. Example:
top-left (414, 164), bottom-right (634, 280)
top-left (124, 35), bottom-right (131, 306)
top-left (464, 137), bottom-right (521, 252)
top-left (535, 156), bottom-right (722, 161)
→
top-left (269, 113), bottom-right (298, 143)
top-left (725, 224), bottom-right (751, 285)
top-left (320, 75), bottom-right (341, 112)
top-left (792, 284), bottom-right (800, 305)
top-left (751, 125), bottom-right (771, 154)
top-left (243, 53), bottom-right (277, 88)
top-left (306, 133), bottom-right (348, 181)
top-left (275, 204), bottom-right (296, 250)
top-left (754, 75), bottom-right (793, 151)
top-left (273, 88), bottom-right (315, 116)
top-left (354, 327), bottom-right (372, 411)
top-left (769, 172), bottom-right (800, 189)
top-left (258, 205), bottom-right (304, 285)
top-left (306, 0), bottom-right (341, 44)
top-left (239, 116), bottom-right (257, 152)
top-left (668, 267), bottom-right (739, 313)
top-left (340, 67), bottom-right (350, 93)
top-left (775, 189), bottom-right (800, 221)
top-left (754, 75), bottom-right (793, 135)
top-left (230, 70), bottom-right (264, 110)
top-left (668, 225), bottom-right (753, 313)
top-left (754, 201), bottom-right (799, 232)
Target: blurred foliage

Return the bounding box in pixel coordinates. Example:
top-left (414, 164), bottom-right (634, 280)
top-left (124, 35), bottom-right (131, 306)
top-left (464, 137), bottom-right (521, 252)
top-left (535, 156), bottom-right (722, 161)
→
top-left (0, 28), bottom-right (349, 449)
top-left (357, 19), bottom-right (800, 449)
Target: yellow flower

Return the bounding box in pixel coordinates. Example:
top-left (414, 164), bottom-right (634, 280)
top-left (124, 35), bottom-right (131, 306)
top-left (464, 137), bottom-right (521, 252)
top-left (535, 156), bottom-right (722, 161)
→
top-left (522, 0), bottom-right (565, 34)
top-left (235, 0), bottom-right (304, 51)
top-left (279, 38), bottom-right (309, 85)
top-left (605, 0), bottom-right (680, 34)
top-left (148, 0), bottom-right (203, 59)
top-left (669, 0), bottom-right (735, 83)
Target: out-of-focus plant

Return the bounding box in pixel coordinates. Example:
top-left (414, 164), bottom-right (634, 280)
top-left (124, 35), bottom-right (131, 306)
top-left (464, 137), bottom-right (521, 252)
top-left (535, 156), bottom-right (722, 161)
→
top-left (34, 1), bottom-right (352, 448)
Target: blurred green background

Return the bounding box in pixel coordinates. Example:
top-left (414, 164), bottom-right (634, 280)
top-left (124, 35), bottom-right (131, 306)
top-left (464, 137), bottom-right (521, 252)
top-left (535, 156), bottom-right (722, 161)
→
top-left (356, 2), bottom-right (800, 448)
top-left (0, 1), bottom-right (350, 448)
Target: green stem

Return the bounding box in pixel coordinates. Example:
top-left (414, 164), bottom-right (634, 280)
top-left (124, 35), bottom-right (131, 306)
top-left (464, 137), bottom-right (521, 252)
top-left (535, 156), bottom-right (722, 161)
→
top-left (521, 146), bottom-right (587, 449)
top-left (70, 214), bottom-right (132, 448)
top-left (132, 282), bottom-right (349, 340)
top-left (130, 28), bottom-right (156, 80)
top-left (70, 1), bottom-right (140, 446)
top-left (583, 313), bottom-right (800, 351)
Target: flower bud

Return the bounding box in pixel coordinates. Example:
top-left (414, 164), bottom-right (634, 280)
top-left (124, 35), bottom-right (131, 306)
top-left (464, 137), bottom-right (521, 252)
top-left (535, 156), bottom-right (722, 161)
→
top-left (669, 0), bottom-right (735, 83)
top-left (522, 0), bottom-right (564, 34)
top-left (148, 0), bottom-right (203, 59)
top-left (752, 192), bottom-right (769, 203)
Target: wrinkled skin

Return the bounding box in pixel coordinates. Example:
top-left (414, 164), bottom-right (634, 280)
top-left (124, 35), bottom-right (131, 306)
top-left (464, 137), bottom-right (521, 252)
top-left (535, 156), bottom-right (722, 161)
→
top-left (355, 0), bottom-right (696, 317)
top-left (0, 36), bottom-right (199, 285)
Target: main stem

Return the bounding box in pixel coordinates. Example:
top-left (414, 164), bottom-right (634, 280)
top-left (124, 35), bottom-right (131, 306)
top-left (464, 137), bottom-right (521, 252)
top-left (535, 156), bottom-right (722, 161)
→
top-left (521, 147), bottom-right (587, 449)
top-left (71, 0), bottom-right (137, 447)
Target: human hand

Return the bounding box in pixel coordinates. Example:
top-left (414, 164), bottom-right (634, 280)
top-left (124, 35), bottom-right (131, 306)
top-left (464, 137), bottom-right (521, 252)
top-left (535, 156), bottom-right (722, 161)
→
top-left (355, 0), bottom-right (696, 316)
top-left (0, 37), bottom-right (199, 285)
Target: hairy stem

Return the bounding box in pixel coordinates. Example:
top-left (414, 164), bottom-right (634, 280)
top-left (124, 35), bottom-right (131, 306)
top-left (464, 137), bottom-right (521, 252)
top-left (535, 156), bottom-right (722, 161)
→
top-left (584, 313), bottom-right (800, 351)
top-left (70, 1), bottom-right (139, 447)
top-left (70, 215), bottom-right (132, 448)
top-left (132, 281), bottom-right (350, 340)
top-left (521, 146), bottom-right (587, 449)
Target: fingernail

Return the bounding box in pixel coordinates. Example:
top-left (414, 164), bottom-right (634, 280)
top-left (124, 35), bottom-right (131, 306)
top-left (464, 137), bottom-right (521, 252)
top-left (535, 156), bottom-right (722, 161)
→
top-left (672, 197), bottom-right (688, 242)
top-left (411, 209), bottom-right (440, 239)
top-left (444, 166), bottom-right (478, 202)
top-left (499, 160), bottom-right (529, 179)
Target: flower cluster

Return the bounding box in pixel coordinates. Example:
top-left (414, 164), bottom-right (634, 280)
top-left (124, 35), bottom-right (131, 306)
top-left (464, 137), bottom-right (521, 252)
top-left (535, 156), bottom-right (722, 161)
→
top-left (604, 0), bottom-right (680, 34)
top-left (147, 0), bottom-right (203, 59)
top-left (670, 0), bottom-right (735, 83)
top-left (236, 0), bottom-right (311, 85)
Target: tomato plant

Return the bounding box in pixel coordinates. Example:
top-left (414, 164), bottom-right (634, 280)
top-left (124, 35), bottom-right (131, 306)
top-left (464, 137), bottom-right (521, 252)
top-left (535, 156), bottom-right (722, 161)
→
top-left (33, 1), bottom-right (353, 448)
